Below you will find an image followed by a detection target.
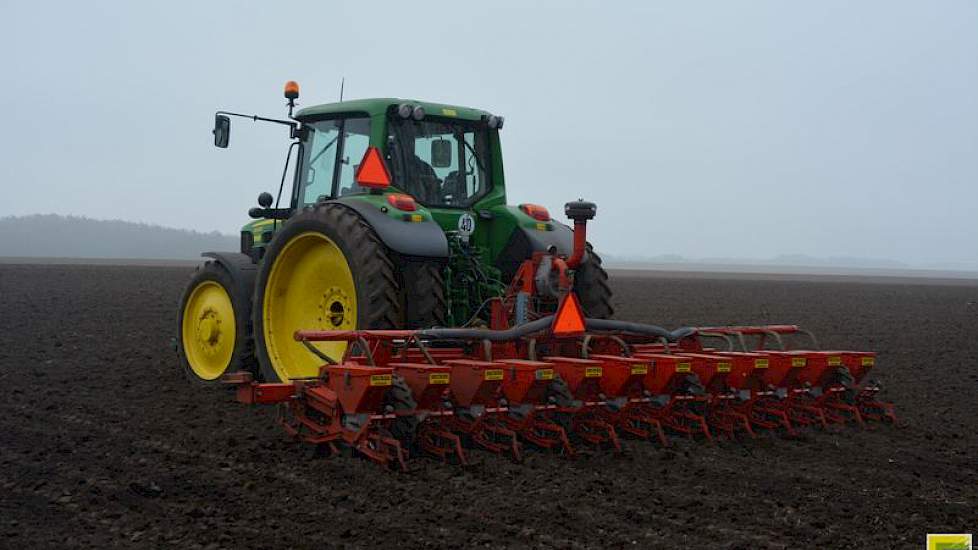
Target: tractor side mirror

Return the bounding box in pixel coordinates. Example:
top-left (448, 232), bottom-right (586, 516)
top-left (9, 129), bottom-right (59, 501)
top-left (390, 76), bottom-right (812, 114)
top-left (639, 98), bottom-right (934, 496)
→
top-left (430, 138), bottom-right (452, 168)
top-left (213, 114), bottom-right (230, 148)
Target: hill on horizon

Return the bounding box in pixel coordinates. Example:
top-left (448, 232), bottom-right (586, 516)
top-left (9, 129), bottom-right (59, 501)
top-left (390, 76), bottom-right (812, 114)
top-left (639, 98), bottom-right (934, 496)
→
top-left (0, 214), bottom-right (238, 259)
top-left (1, 214), bottom-right (973, 272)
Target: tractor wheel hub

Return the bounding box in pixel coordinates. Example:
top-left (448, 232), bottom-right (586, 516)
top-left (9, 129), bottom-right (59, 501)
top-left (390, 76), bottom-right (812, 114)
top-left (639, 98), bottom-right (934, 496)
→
top-left (196, 310), bottom-right (225, 354)
top-left (319, 288), bottom-right (352, 328)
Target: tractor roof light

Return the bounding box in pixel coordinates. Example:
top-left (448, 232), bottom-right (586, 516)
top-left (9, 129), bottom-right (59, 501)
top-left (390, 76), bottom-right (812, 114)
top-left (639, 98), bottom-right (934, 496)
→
top-left (487, 115), bottom-right (505, 130)
top-left (519, 203), bottom-right (550, 222)
top-left (284, 81), bottom-right (300, 100)
top-left (355, 146), bottom-right (392, 190)
top-left (386, 193), bottom-right (417, 212)
top-left (395, 104), bottom-right (426, 121)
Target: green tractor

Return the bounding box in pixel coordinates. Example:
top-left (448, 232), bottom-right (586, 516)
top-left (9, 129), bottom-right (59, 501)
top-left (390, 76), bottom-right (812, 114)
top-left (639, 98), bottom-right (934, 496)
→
top-left (177, 81), bottom-right (613, 384)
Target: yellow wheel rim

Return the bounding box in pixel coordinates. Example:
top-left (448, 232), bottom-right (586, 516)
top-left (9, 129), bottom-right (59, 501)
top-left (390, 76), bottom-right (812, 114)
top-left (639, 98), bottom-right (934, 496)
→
top-left (182, 280), bottom-right (236, 380)
top-left (263, 231), bottom-right (356, 381)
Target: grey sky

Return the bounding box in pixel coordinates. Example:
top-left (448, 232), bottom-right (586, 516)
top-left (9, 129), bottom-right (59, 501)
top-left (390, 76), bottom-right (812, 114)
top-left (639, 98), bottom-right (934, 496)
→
top-left (2, 1), bottom-right (975, 268)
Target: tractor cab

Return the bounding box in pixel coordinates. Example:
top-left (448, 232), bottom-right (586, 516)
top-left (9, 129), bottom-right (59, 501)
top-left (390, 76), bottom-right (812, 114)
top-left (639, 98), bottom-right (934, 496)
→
top-left (287, 97), bottom-right (509, 243)
top-left (220, 87), bottom-right (579, 302)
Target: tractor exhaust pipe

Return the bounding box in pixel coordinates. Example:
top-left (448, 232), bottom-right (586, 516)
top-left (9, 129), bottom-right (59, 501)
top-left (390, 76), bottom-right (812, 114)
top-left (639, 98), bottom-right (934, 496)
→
top-left (564, 200), bottom-right (596, 269)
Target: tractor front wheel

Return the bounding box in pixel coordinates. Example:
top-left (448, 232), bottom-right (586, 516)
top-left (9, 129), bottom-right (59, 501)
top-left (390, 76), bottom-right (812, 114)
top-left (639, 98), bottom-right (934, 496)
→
top-left (177, 261), bottom-right (256, 382)
top-left (253, 203), bottom-right (401, 382)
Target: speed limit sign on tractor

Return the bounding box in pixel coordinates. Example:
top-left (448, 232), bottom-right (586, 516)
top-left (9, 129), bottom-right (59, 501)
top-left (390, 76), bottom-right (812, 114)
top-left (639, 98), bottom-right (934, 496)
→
top-left (457, 213), bottom-right (475, 237)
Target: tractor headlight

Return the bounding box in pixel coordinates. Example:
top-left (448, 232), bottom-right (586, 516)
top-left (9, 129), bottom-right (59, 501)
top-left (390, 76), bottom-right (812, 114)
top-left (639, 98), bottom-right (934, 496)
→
top-left (397, 103), bottom-right (413, 119)
top-left (488, 115), bottom-right (505, 129)
top-left (411, 106), bottom-right (425, 121)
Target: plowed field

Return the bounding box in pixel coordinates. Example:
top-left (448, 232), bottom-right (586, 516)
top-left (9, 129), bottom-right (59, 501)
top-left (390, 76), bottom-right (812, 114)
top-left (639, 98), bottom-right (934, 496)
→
top-left (1, 263), bottom-right (975, 549)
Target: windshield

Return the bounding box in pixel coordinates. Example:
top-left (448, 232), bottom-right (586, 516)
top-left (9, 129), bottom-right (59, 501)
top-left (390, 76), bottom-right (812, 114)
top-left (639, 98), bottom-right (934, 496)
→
top-left (387, 118), bottom-right (491, 207)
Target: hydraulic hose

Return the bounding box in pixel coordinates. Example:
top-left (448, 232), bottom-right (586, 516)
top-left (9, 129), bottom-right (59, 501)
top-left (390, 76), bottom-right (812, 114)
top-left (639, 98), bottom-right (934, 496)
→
top-left (585, 319), bottom-right (697, 342)
top-left (417, 316), bottom-right (696, 343)
top-left (418, 316), bottom-right (554, 341)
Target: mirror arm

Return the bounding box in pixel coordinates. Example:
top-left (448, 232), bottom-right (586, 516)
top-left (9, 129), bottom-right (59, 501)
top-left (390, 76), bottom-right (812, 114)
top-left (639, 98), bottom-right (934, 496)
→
top-left (216, 110), bottom-right (297, 131)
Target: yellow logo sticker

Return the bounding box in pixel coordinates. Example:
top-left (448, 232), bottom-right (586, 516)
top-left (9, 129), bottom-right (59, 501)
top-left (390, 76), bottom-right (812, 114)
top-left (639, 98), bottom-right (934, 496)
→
top-left (441, 108), bottom-right (458, 117)
top-left (630, 364), bottom-right (649, 375)
top-left (717, 361), bottom-right (732, 373)
top-left (791, 357), bottom-right (807, 368)
top-left (535, 222), bottom-right (548, 231)
top-left (428, 372), bottom-right (450, 385)
top-left (861, 356), bottom-right (875, 366)
top-left (754, 359), bottom-right (769, 369)
top-left (535, 369), bottom-right (554, 381)
top-left (828, 356), bottom-right (842, 366)
top-left (484, 369), bottom-right (504, 381)
top-left (369, 374), bottom-right (392, 386)
top-left (584, 366), bottom-right (603, 378)
top-left (675, 362), bottom-right (691, 373)
top-left (927, 534), bottom-right (972, 550)
top-left (408, 214), bottom-right (423, 223)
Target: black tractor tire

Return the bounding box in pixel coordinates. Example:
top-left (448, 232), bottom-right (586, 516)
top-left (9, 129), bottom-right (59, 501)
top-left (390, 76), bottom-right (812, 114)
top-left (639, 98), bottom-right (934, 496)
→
top-left (253, 203), bottom-right (401, 382)
top-left (400, 260), bottom-right (448, 329)
top-left (176, 261), bottom-right (256, 383)
top-left (573, 244), bottom-right (614, 319)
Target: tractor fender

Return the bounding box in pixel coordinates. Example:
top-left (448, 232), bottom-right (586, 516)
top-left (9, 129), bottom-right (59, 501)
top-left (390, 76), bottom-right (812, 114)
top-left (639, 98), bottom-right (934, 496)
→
top-left (332, 198), bottom-right (449, 258)
top-left (524, 221), bottom-right (574, 255)
top-left (201, 252), bottom-right (258, 304)
top-left (495, 222), bottom-right (574, 280)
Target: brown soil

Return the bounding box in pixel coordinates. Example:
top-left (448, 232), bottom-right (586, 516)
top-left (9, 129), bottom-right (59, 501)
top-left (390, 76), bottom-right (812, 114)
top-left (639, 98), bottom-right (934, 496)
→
top-left (0, 264), bottom-right (975, 549)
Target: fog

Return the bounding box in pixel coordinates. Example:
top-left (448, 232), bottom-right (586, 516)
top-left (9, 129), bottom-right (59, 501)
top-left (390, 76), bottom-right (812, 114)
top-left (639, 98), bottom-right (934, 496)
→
top-left (1, 1), bottom-right (975, 269)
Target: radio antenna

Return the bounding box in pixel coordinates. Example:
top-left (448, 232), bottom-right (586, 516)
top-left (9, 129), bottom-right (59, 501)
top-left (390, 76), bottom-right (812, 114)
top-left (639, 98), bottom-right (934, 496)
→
top-left (339, 77), bottom-right (345, 101)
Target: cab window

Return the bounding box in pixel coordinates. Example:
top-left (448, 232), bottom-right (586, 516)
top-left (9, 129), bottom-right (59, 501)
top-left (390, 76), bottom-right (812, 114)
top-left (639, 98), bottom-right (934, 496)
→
top-left (298, 116), bottom-right (371, 205)
top-left (387, 118), bottom-right (491, 208)
top-left (335, 118), bottom-right (371, 197)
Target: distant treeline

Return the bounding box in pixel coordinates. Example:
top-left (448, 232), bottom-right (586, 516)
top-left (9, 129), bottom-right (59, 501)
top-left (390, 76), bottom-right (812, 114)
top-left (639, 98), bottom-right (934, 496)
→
top-left (0, 214), bottom-right (953, 271)
top-left (0, 214), bottom-right (238, 259)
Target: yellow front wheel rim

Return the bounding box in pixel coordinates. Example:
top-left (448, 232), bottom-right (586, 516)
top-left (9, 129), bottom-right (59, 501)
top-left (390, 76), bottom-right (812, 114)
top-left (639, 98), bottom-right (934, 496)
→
top-left (263, 231), bottom-right (357, 381)
top-left (182, 280), bottom-right (236, 380)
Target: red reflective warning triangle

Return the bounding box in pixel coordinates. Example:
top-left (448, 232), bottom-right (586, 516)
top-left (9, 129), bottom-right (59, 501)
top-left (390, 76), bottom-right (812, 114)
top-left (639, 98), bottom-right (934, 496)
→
top-left (551, 293), bottom-right (586, 336)
top-left (355, 146), bottom-right (391, 188)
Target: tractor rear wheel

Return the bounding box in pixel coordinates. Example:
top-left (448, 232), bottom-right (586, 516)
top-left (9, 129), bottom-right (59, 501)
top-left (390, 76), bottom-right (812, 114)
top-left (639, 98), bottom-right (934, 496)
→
top-left (574, 244), bottom-right (614, 319)
top-left (253, 203), bottom-right (400, 382)
top-left (177, 261), bottom-right (255, 382)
